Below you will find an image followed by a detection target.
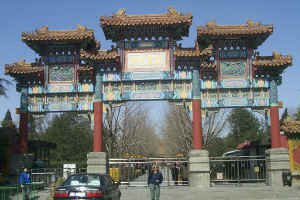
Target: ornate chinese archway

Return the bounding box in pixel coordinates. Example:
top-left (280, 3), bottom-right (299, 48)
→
top-left (5, 8), bottom-right (292, 155)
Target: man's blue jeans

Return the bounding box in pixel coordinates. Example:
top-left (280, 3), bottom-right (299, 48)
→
top-left (149, 184), bottom-right (160, 200)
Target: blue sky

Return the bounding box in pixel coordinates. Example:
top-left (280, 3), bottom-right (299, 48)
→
top-left (0, 0), bottom-right (299, 124)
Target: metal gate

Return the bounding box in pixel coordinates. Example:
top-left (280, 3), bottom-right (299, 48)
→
top-left (109, 158), bottom-right (189, 187)
top-left (209, 156), bottom-right (267, 185)
top-left (30, 168), bottom-right (87, 187)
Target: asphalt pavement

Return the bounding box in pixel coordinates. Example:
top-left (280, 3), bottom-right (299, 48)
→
top-left (35, 184), bottom-right (300, 200)
top-left (120, 185), bottom-right (300, 200)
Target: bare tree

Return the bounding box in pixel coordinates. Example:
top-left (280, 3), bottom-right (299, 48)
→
top-left (117, 102), bottom-right (159, 157)
top-left (161, 103), bottom-right (228, 156)
top-left (161, 103), bottom-right (192, 156)
top-left (103, 103), bottom-right (124, 157)
top-left (202, 109), bottom-right (229, 146)
top-left (103, 102), bottom-right (160, 158)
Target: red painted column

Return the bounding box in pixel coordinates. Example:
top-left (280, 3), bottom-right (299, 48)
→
top-left (270, 106), bottom-right (281, 148)
top-left (192, 99), bottom-right (203, 150)
top-left (19, 112), bottom-right (28, 153)
top-left (93, 102), bottom-right (103, 152)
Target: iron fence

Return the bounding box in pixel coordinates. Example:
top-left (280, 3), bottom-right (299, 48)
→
top-left (109, 157), bottom-right (189, 187)
top-left (209, 156), bottom-right (266, 185)
top-left (30, 168), bottom-right (86, 187)
top-left (29, 158), bottom-right (189, 188)
top-left (0, 182), bottom-right (44, 200)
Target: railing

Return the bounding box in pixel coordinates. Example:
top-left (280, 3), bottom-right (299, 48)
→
top-left (0, 182), bottom-right (44, 200)
top-left (109, 158), bottom-right (189, 187)
top-left (30, 168), bottom-right (86, 187)
top-left (209, 156), bottom-right (266, 185)
top-left (29, 158), bottom-right (190, 188)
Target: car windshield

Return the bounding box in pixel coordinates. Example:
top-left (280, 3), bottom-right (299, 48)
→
top-left (63, 175), bottom-right (101, 187)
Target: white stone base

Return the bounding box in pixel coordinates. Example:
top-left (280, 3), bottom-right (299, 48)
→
top-left (292, 172), bottom-right (300, 187)
top-left (87, 152), bottom-right (107, 174)
top-left (266, 148), bottom-right (290, 187)
top-left (189, 149), bottom-right (210, 188)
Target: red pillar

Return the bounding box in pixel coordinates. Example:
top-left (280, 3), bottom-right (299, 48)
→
top-left (192, 99), bottom-right (203, 150)
top-left (270, 106), bottom-right (281, 148)
top-left (19, 112), bottom-right (28, 153)
top-left (93, 102), bottom-right (103, 152)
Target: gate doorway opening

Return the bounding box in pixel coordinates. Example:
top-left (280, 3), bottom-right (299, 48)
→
top-left (109, 157), bottom-right (189, 187)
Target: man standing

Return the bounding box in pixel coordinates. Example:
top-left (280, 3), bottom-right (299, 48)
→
top-left (20, 168), bottom-right (31, 199)
top-left (148, 165), bottom-right (163, 200)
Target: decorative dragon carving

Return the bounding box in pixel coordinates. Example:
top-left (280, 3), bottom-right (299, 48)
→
top-left (17, 59), bottom-right (26, 65)
top-left (246, 19), bottom-right (255, 27)
top-left (77, 24), bottom-right (87, 32)
top-left (272, 51), bottom-right (281, 59)
top-left (95, 41), bottom-right (101, 50)
top-left (167, 6), bottom-right (182, 16)
top-left (36, 25), bottom-right (48, 34)
top-left (206, 19), bottom-right (216, 29)
top-left (115, 8), bottom-right (126, 16)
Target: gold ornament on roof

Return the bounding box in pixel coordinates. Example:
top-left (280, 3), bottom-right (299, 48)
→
top-left (36, 25), bottom-right (48, 34)
top-left (17, 59), bottom-right (26, 65)
top-left (167, 6), bottom-right (182, 16)
top-left (272, 51), bottom-right (281, 59)
top-left (246, 19), bottom-right (255, 27)
top-left (207, 19), bottom-right (216, 29)
top-left (115, 8), bottom-right (126, 16)
top-left (194, 40), bottom-right (199, 50)
top-left (284, 116), bottom-right (292, 123)
top-left (96, 41), bottom-right (101, 50)
top-left (77, 24), bottom-right (87, 32)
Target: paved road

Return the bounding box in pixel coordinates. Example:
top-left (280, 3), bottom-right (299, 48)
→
top-left (36, 184), bottom-right (300, 200)
top-left (120, 185), bottom-right (300, 200)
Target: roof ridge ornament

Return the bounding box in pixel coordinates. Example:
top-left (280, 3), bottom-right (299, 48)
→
top-left (96, 41), bottom-right (101, 50)
top-left (17, 59), bottom-right (26, 65)
top-left (194, 39), bottom-right (199, 50)
top-left (246, 19), bottom-right (255, 27)
top-left (36, 25), bottom-right (48, 34)
top-left (284, 116), bottom-right (292, 123)
top-left (115, 8), bottom-right (126, 16)
top-left (77, 24), bottom-right (87, 32)
top-left (206, 19), bottom-right (216, 29)
top-left (272, 51), bottom-right (281, 59)
top-left (246, 19), bottom-right (262, 27)
top-left (167, 6), bottom-right (182, 16)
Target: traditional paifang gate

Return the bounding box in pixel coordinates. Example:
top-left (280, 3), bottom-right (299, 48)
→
top-left (5, 7), bottom-right (293, 187)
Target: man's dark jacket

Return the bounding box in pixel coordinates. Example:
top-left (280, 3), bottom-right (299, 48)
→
top-left (148, 171), bottom-right (163, 185)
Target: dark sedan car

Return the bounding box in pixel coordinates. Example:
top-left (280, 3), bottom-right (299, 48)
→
top-left (53, 173), bottom-right (121, 200)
